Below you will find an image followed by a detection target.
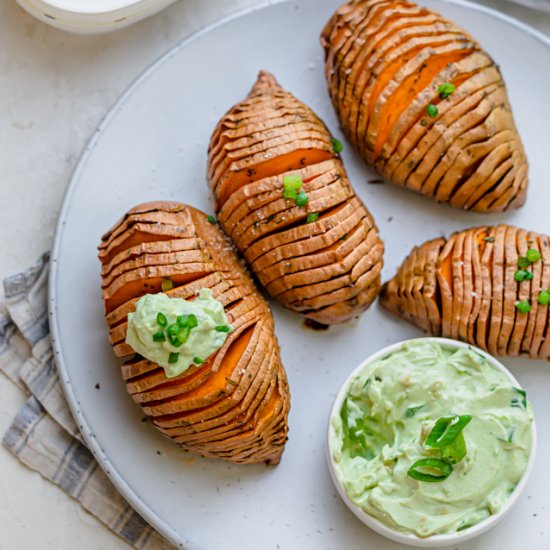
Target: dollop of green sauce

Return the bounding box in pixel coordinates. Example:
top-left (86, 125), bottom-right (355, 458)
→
top-left (126, 289), bottom-right (232, 378)
top-left (331, 340), bottom-right (533, 537)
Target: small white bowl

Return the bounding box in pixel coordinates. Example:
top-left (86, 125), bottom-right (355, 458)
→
top-left (327, 337), bottom-right (537, 547)
top-left (16, 0), bottom-right (177, 33)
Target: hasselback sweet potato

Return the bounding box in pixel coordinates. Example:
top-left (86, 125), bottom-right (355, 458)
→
top-left (208, 71), bottom-right (384, 325)
top-left (321, 0), bottom-right (528, 212)
top-left (380, 225), bottom-right (550, 359)
top-left (98, 201), bottom-right (290, 464)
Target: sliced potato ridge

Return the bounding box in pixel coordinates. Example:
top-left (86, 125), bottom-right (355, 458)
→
top-left (321, 0), bottom-right (528, 212)
top-left (380, 225), bottom-right (550, 359)
top-left (99, 201), bottom-right (290, 464)
top-left (208, 71), bottom-right (384, 324)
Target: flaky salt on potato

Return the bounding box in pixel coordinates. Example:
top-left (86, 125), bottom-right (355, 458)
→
top-left (380, 225), bottom-right (550, 359)
top-left (99, 201), bottom-right (290, 465)
top-left (208, 71), bottom-right (384, 325)
top-left (321, 0), bottom-right (528, 212)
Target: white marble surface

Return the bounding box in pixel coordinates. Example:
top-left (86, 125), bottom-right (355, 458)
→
top-left (0, 0), bottom-right (549, 548)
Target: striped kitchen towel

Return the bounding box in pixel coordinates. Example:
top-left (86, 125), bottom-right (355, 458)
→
top-left (0, 254), bottom-right (174, 550)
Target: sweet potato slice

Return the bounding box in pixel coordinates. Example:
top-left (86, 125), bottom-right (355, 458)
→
top-left (508, 229), bottom-right (533, 357)
top-left (321, 0), bottom-right (528, 212)
top-left (257, 210), bottom-right (375, 288)
top-left (208, 71), bottom-right (383, 324)
top-left (107, 271), bottom-right (248, 330)
top-left (534, 235), bottom-right (550, 358)
top-left (99, 201), bottom-right (290, 464)
top-left (155, 341), bottom-right (278, 436)
top-left (245, 198), bottom-right (362, 268)
top-left (392, 76), bottom-right (504, 190)
top-left (159, 347), bottom-right (279, 444)
top-left (257, 206), bottom-right (369, 286)
top-left (380, 225), bottom-right (550, 358)
top-left (386, 73), bottom-right (502, 184)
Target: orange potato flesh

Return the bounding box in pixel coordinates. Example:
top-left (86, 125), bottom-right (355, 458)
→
top-left (438, 227), bottom-right (488, 295)
top-left (217, 149), bottom-right (334, 207)
top-left (142, 328), bottom-right (253, 410)
top-left (104, 272), bottom-right (208, 315)
top-left (101, 230), bottom-right (174, 267)
top-left (373, 50), bottom-right (473, 157)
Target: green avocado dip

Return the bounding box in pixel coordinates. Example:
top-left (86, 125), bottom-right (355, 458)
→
top-left (330, 340), bottom-right (533, 537)
top-left (126, 289), bottom-right (233, 378)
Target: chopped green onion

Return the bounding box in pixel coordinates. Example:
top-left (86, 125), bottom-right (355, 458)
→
top-left (514, 270), bottom-right (528, 282)
top-left (405, 404), bottom-right (424, 418)
top-left (179, 326), bottom-right (191, 343)
top-left (440, 431), bottom-right (467, 464)
top-left (168, 352), bottom-right (179, 364)
top-left (426, 104), bottom-right (438, 117)
top-left (207, 215), bottom-right (217, 224)
top-left (538, 290), bottom-right (550, 305)
top-left (169, 334), bottom-right (185, 347)
top-left (437, 82), bottom-right (456, 99)
top-left (167, 323), bottom-right (180, 337)
top-left (156, 312), bottom-right (168, 327)
top-left (193, 357), bottom-right (204, 365)
top-left (517, 256), bottom-right (531, 268)
top-left (215, 325), bottom-right (231, 333)
top-left (340, 397), bottom-right (376, 460)
top-left (525, 271), bottom-right (534, 281)
top-left (516, 300), bottom-right (532, 314)
top-left (187, 314), bottom-right (198, 328)
top-left (498, 426), bottom-right (516, 444)
top-left (511, 387), bottom-right (527, 409)
top-left (331, 137), bottom-right (344, 153)
top-left (225, 377), bottom-right (238, 386)
top-left (425, 415), bottom-right (472, 449)
top-left (295, 192), bottom-right (309, 207)
top-left (177, 315), bottom-right (189, 328)
top-left (161, 279), bottom-right (173, 292)
top-left (152, 331), bottom-right (166, 342)
top-left (526, 249), bottom-right (542, 263)
top-left (407, 458), bottom-right (453, 482)
top-left (283, 174), bottom-right (303, 199)
top-left (306, 212), bottom-right (319, 224)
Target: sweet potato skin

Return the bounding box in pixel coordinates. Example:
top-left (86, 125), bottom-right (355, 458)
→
top-left (380, 225), bottom-right (550, 359)
top-left (207, 71), bottom-right (384, 325)
top-left (98, 201), bottom-right (290, 464)
top-left (321, 0), bottom-right (528, 212)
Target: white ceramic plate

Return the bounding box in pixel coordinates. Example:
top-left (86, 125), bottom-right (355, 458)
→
top-left (49, 1), bottom-right (550, 548)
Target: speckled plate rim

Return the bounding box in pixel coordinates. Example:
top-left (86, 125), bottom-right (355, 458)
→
top-left (48, 2), bottom-right (549, 548)
top-left (326, 337), bottom-right (538, 547)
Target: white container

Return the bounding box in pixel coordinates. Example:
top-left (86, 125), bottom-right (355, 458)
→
top-left (327, 337), bottom-right (537, 547)
top-left (15, 0), bottom-right (177, 33)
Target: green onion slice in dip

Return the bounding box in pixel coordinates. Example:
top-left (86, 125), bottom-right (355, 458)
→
top-left (330, 340), bottom-right (533, 538)
top-left (125, 289), bottom-right (233, 378)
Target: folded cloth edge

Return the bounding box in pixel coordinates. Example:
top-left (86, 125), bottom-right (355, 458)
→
top-left (1, 255), bottom-right (175, 550)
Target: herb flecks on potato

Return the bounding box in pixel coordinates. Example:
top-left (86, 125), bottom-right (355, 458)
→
top-left (380, 226), bottom-right (550, 359)
top-left (208, 71), bottom-right (384, 325)
top-left (99, 201), bottom-right (290, 465)
top-left (321, 0), bottom-right (528, 212)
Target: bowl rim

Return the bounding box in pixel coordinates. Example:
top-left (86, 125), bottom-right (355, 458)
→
top-left (326, 336), bottom-right (538, 547)
top-left (19, 0), bottom-right (158, 16)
